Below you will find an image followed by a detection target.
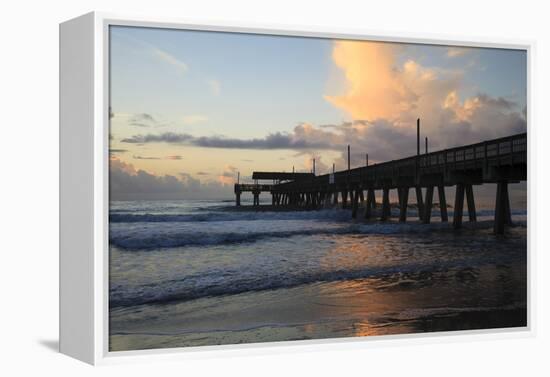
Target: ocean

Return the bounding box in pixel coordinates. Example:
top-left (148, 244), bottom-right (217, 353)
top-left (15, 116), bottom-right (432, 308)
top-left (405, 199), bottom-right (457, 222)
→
top-left (108, 198), bottom-right (527, 351)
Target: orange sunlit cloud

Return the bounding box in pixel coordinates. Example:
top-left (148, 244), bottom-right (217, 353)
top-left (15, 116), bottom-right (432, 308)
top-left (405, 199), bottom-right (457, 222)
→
top-left (324, 40), bottom-right (463, 127)
top-left (325, 40), bottom-right (417, 121)
top-left (218, 165), bottom-right (238, 186)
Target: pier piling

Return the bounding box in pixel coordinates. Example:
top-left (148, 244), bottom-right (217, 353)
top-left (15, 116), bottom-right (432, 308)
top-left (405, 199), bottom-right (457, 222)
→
top-left (494, 181), bottom-right (512, 234)
top-left (399, 187), bottom-right (409, 222)
top-left (351, 189), bottom-right (360, 218)
top-left (465, 184), bottom-right (477, 222)
top-left (365, 188), bottom-right (375, 219)
top-left (381, 188), bottom-right (391, 221)
top-left (438, 185), bottom-right (448, 222)
top-left (423, 186), bottom-right (434, 224)
top-left (453, 183), bottom-right (465, 229)
top-left (415, 187), bottom-right (424, 221)
top-left (342, 190), bottom-right (348, 208)
top-left (234, 132), bottom-right (525, 236)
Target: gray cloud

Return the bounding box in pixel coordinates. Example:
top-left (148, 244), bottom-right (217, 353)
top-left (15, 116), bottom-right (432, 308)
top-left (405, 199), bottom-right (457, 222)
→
top-left (122, 132), bottom-right (194, 144)
top-left (133, 155), bottom-right (161, 160)
top-left (121, 125), bottom-right (336, 150)
top-left (132, 154), bottom-right (184, 160)
top-left (110, 158), bottom-right (232, 200)
top-left (129, 113), bottom-right (156, 128)
top-left (109, 149), bottom-right (127, 154)
top-left (127, 113), bottom-right (171, 128)
top-left (476, 94), bottom-right (517, 110)
top-left (191, 132), bottom-right (334, 150)
top-left (120, 92), bottom-right (526, 172)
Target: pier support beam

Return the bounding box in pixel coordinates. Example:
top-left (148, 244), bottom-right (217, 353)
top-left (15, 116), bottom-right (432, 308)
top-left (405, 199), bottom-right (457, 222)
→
top-left (438, 185), bottom-right (448, 222)
top-left (323, 192), bottom-right (330, 208)
top-left (315, 191), bottom-right (322, 209)
top-left (415, 187), bottom-right (424, 221)
top-left (333, 191), bottom-right (338, 206)
top-left (342, 190), bottom-right (348, 208)
top-left (236, 192), bottom-right (241, 206)
top-left (381, 187), bottom-right (391, 221)
top-left (423, 186), bottom-right (434, 224)
top-left (494, 181), bottom-right (512, 234)
top-left (465, 184), bottom-right (477, 222)
top-left (365, 188), bottom-right (375, 219)
top-left (453, 183), bottom-right (465, 229)
top-left (253, 191), bottom-right (260, 207)
top-left (351, 189), bottom-right (360, 218)
top-left (399, 187), bottom-right (409, 222)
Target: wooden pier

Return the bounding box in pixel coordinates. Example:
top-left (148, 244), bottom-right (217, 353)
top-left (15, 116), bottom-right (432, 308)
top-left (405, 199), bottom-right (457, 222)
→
top-left (234, 172), bottom-right (314, 206)
top-left (234, 132), bottom-right (526, 234)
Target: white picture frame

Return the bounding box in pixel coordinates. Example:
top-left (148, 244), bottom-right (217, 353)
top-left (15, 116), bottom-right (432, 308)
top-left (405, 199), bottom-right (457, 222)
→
top-left (59, 11), bottom-right (535, 365)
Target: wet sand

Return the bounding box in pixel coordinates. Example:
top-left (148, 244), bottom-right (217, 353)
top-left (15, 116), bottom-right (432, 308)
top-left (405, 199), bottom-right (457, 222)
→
top-left (110, 263), bottom-right (526, 351)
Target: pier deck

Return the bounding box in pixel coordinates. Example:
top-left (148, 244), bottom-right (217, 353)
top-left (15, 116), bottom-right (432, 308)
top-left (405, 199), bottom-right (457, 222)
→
top-left (234, 132), bottom-right (527, 234)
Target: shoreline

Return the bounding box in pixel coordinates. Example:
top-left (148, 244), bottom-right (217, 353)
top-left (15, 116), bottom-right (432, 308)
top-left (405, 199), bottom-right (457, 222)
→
top-left (110, 262), bottom-right (527, 351)
top-left (224, 202), bottom-right (449, 212)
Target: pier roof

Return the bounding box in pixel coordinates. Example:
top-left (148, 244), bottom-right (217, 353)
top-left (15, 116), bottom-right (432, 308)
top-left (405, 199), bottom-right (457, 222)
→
top-left (251, 172), bottom-right (314, 181)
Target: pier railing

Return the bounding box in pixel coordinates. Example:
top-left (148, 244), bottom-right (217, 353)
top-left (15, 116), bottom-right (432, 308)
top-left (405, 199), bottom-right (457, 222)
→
top-left (271, 132), bottom-right (527, 191)
top-left (238, 132), bottom-right (526, 234)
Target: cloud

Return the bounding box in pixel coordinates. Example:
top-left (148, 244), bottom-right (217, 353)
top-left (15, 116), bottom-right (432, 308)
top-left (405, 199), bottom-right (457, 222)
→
top-left (117, 39), bottom-right (525, 179)
top-left (317, 39), bottom-right (526, 166)
top-left (324, 40), bottom-right (465, 125)
top-left (218, 165), bottom-right (238, 185)
top-left (207, 79), bottom-right (221, 96)
top-left (192, 129), bottom-right (336, 149)
top-left (133, 155), bottom-right (160, 160)
top-left (121, 132), bottom-right (194, 144)
top-left (127, 113), bottom-right (170, 128)
top-left (113, 31), bottom-right (189, 76)
top-left (152, 48), bottom-right (188, 74)
top-left (325, 41), bottom-right (420, 121)
top-left (109, 149), bottom-right (127, 154)
top-left (178, 172), bottom-right (201, 190)
top-left (110, 157), bottom-right (231, 200)
top-left (446, 47), bottom-right (471, 58)
top-left (196, 171), bottom-right (210, 176)
top-left (121, 125), bottom-right (337, 150)
top-left (132, 154), bottom-right (183, 160)
top-left (120, 91), bottom-right (524, 165)
top-left (128, 113), bottom-right (154, 128)
top-left (303, 153), bottom-right (329, 175)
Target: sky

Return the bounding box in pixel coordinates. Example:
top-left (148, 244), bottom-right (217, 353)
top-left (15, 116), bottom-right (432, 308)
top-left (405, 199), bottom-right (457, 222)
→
top-left (109, 26), bottom-right (527, 200)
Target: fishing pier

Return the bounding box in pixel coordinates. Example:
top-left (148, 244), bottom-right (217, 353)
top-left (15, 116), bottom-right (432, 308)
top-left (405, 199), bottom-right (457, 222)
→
top-left (234, 126), bottom-right (527, 234)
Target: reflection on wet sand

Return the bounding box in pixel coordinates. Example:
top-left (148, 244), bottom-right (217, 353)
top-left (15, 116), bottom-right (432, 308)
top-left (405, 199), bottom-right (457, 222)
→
top-left (110, 217), bottom-right (526, 351)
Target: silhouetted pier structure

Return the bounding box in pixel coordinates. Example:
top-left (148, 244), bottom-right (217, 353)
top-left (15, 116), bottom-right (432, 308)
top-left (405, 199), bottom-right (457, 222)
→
top-left (234, 131), bottom-right (526, 234)
top-left (234, 172), bottom-right (314, 206)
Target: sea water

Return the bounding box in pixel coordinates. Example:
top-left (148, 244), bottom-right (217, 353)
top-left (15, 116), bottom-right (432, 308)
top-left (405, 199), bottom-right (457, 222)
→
top-left (109, 199), bottom-right (527, 351)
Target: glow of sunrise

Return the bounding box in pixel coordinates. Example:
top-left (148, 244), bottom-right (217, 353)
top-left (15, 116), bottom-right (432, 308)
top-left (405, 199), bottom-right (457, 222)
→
top-left (109, 27), bottom-right (526, 200)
